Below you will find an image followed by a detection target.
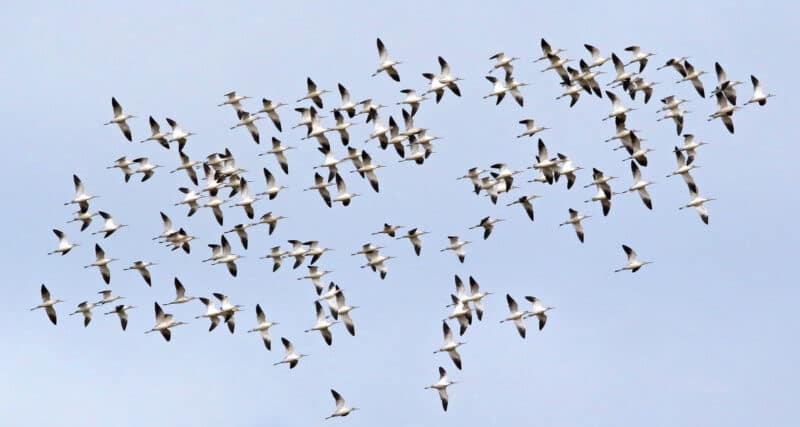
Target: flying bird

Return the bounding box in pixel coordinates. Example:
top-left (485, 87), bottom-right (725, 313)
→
top-left (372, 38), bottom-right (401, 81)
top-left (559, 208), bottom-right (590, 243)
top-left (31, 284), bottom-right (63, 325)
top-left (615, 245), bottom-right (652, 273)
top-left (105, 97), bottom-right (135, 141)
top-left (426, 367), bottom-right (457, 412)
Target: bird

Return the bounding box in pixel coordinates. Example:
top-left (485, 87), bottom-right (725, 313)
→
top-left (298, 265), bottom-right (333, 295)
top-left (333, 173), bottom-right (360, 206)
top-left (213, 292), bottom-right (243, 334)
top-left (517, 119), bottom-right (550, 138)
top-left (303, 110), bottom-right (332, 148)
top-left (372, 223), bottom-right (404, 238)
top-left (571, 60), bottom-right (605, 97)
top-left (396, 228), bottom-right (429, 256)
top-left (608, 53), bottom-right (636, 91)
top-left (483, 75), bottom-right (509, 105)
top-left (602, 91), bottom-right (635, 121)
top-left (131, 157), bottom-right (162, 182)
top-left (287, 240), bottom-right (309, 269)
top-left (165, 118), bottom-right (196, 151)
top-left (257, 168), bottom-right (287, 201)
top-left (165, 277), bottom-right (196, 305)
top-left (274, 337), bottom-right (307, 369)
top-left (397, 89), bottom-right (428, 116)
top-left (96, 289), bottom-right (124, 306)
top-left (529, 139), bottom-right (564, 185)
top-left (744, 75), bottom-right (775, 106)
top-left (170, 151), bottom-right (200, 186)
top-left (434, 320), bottom-right (465, 370)
top-left (364, 110), bottom-right (389, 147)
top-left (224, 223), bottom-right (253, 249)
top-left (123, 261), bottom-right (156, 286)
top-left (385, 116), bottom-right (409, 158)
top-left (426, 367), bottom-right (457, 412)
top-left (305, 172), bottom-right (334, 208)
top-left (559, 208), bottom-right (590, 243)
top-left (104, 97), bottom-right (135, 141)
top-left (624, 45), bottom-right (655, 73)
top-left (469, 216), bottom-right (504, 240)
top-left (330, 289), bottom-right (357, 336)
top-left (104, 304), bottom-right (135, 331)
top-left (140, 116), bottom-right (170, 149)
top-left (489, 51), bottom-right (518, 73)
top-left (584, 186), bottom-right (618, 217)
top-left (145, 302), bottom-right (187, 342)
top-left (69, 301), bottom-right (96, 327)
top-left (708, 91), bottom-right (740, 134)
top-left (360, 252), bottom-right (395, 280)
top-left (106, 156), bottom-right (135, 183)
top-left (304, 301), bottom-right (338, 346)
top-left (325, 389), bottom-right (359, 420)
top-left (259, 137), bottom-right (294, 174)
top-left (201, 195), bottom-right (226, 226)
top-left (535, 38), bottom-right (567, 63)
top-left (433, 56), bottom-right (464, 101)
top-left (252, 211), bottom-right (287, 236)
top-left (656, 57), bottom-right (689, 77)
top-left (445, 295), bottom-right (474, 336)
top-left (584, 168), bottom-right (616, 199)
top-left (506, 195), bottom-right (540, 221)
top-left (84, 244), bottom-right (116, 284)
top-left (256, 99), bottom-right (286, 131)
top-left (195, 297), bottom-right (225, 332)
top-left (48, 229), bottom-right (79, 255)
top-left (524, 296), bottom-right (554, 331)
top-left (500, 294), bottom-right (530, 338)
top-left (350, 150), bottom-right (383, 192)
top-left (628, 77), bottom-right (657, 103)
top-left (449, 275), bottom-right (492, 321)
top-left (457, 167), bottom-right (486, 194)
top-left (372, 38), bottom-right (401, 81)
top-left (505, 72), bottom-right (529, 106)
top-left (297, 77), bottom-right (330, 108)
top-left (620, 133), bottom-right (653, 167)
top-left (555, 153), bottom-right (583, 189)
top-left (441, 236), bottom-right (471, 263)
top-left (656, 105), bottom-right (689, 136)
top-left (676, 61), bottom-right (707, 97)
top-left (615, 245), bottom-right (652, 273)
top-left (217, 91), bottom-right (250, 115)
top-left (680, 189), bottom-right (715, 224)
top-left (230, 111), bottom-right (263, 143)
top-left (211, 235), bottom-right (241, 277)
top-left (175, 187), bottom-right (204, 217)
top-left (583, 43), bottom-right (609, 68)
top-left (64, 174), bottom-right (97, 209)
top-left (605, 115), bottom-right (640, 143)
top-left (231, 177), bottom-right (259, 219)
top-left (31, 284), bottom-right (63, 325)
top-left (330, 110), bottom-right (354, 146)
top-left (540, 53), bottom-right (572, 83)
top-left (711, 62), bottom-right (742, 105)
top-left (92, 211), bottom-right (127, 238)
top-left (332, 83), bottom-right (358, 118)
top-left (260, 246), bottom-right (288, 272)
top-left (622, 161), bottom-right (654, 210)
top-left (248, 304), bottom-right (279, 350)
top-left (677, 134), bottom-right (708, 165)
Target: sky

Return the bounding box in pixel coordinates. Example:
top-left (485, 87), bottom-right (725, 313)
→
top-left (1, 1), bottom-right (798, 426)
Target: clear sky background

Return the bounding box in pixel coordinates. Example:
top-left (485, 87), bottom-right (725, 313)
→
top-left (2, 1), bottom-right (798, 426)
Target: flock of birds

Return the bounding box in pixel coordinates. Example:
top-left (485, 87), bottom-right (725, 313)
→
top-left (34, 37), bottom-right (772, 419)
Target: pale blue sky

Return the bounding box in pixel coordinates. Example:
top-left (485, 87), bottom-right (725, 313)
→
top-left (2, 1), bottom-right (798, 426)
